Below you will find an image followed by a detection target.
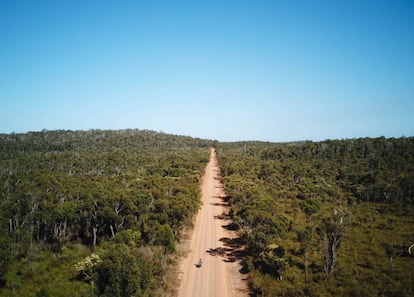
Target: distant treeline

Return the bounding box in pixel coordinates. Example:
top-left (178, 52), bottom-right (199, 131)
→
top-left (217, 137), bottom-right (414, 297)
top-left (0, 129), bottom-right (211, 297)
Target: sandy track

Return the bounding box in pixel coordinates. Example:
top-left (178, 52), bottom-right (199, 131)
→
top-left (177, 148), bottom-right (248, 297)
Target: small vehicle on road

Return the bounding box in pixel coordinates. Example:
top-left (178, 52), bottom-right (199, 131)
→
top-left (196, 258), bottom-right (202, 268)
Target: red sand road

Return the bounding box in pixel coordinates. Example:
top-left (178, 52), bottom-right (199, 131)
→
top-left (178, 148), bottom-right (248, 297)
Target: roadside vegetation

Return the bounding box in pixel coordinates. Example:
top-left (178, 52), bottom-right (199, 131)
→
top-left (217, 137), bottom-right (414, 297)
top-left (0, 129), bottom-right (211, 297)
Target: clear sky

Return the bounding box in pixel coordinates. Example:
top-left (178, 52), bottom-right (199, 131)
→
top-left (1, 0), bottom-right (413, 142)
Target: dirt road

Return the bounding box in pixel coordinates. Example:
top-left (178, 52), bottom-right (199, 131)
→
top-left (177, 148), bottom-right (248, 297)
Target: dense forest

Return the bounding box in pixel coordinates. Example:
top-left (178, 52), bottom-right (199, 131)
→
top-left (217, 137), bottom-right (414, 296)
top-left (1, 130), bottom-right (414, 297)
top-left (0, 129), bottom-right (211, 297)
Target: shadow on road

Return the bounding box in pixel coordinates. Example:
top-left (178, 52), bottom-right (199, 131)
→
top-left (207, 194), bottom-right (248, 275)
top-left (210, 202), bottom-right (229, 207)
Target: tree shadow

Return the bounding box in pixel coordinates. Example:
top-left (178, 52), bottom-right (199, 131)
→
top-left (214, 213), bottom-right (231, 220)
top-left (211, 195), bottom-right (231, 208)
top-left (210, 202), bottom-right (229, 207)
top-left (205, 237), bottom-right (247, 273)
top-left (212, 195), bottom-right (230, 203)
top-left (219, 237), bottom-right (244, 247)
top-left (208, 190), bottom-right (249, 276)
top-left (206, 247), bottom-right (231, 257)
top-left (221, 222), bottom-right (239, 231)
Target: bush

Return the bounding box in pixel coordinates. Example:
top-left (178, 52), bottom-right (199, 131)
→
top-left (95, 244), bottom-right (153, 297)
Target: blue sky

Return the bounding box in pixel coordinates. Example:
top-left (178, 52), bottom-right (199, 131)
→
top-left (1, 0), bottom-right (413, 142)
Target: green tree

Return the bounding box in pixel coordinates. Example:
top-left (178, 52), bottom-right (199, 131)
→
top-left (95, 245), bottom-right (152, 297)
top-left (300, 198), bottom-right (320, 222)
top-left (154, 224), bottom-right (175, 253)
top-left (0, 224), bottom-right (11, 286)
